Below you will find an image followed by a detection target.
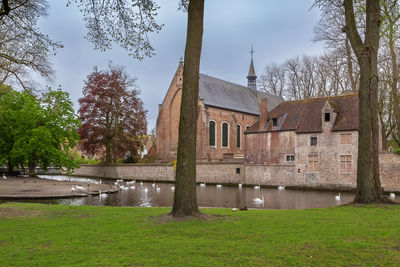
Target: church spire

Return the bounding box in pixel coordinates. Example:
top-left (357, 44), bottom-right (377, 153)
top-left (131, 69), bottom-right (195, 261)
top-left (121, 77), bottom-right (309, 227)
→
top-left (247, 45), bottom-right (257, 93)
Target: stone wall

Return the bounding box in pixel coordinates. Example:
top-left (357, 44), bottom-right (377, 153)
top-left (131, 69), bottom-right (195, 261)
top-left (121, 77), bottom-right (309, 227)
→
top-left (73, 162), bottom-right (244, 184)
top-left (72, 153), bottom-right (400, 190)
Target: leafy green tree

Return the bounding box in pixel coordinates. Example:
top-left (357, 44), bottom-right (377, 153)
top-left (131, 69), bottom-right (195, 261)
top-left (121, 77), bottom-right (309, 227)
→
top-left (0, 87), bottom-right (80, 176)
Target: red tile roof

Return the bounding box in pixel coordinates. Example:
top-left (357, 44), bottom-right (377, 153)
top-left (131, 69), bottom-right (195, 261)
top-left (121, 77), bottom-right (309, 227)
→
top-left (245, 94), bottom-right (359, 134)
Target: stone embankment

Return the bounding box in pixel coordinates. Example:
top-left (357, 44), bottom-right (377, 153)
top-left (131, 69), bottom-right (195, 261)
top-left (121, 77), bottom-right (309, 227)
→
top-left (0, 177), bottom-right (117, 199)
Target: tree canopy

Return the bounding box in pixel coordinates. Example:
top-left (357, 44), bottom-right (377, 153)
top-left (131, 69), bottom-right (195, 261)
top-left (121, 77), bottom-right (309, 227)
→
top-left (0, 87), bottom-right (80, 176)
top-left (78, 64), bottom-right (147, 164)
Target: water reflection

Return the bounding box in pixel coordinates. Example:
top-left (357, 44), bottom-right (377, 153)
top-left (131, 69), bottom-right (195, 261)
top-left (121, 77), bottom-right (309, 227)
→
top-left (1, 175), bottom-right (356, 209)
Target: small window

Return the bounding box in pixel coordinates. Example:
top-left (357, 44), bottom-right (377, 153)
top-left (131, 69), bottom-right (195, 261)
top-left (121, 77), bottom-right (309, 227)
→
top-left (222, 122), bottom-right (229, 148)
top-left (236, 125), bottom-right (241, 148)
top-left (236, 168), bottom-right (240, 174)
top-left (308, 153), bottom-right (319, 171)
top-left (340, 133), bottom-right (352, 145)
top-left (340, 155), bottom-right (352, 173)
top-left (209, 121), bottom-right (216, 147)
top-left (286, 155), bottom-right (295, 162)
top-left (325, 112), bottom-right (330, 122)
top-left (310, 137), bottom-right (317, 146)
top-left (272, 118), bottom-right (278, 127)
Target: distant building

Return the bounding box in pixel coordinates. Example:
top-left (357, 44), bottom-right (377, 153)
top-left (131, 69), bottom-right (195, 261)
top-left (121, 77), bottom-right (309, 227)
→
top-left (156, 52), bottom-right (283, 162)
top-left (244, 94), bottom-right (382, 185)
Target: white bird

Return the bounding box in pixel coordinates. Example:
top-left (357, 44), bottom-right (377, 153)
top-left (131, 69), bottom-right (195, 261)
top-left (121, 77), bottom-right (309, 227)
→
top-left (143, 187), bottom-right (148, 193)
top-left (199, 182), bottom-right (206, 187)
top-left (122, 186), bottom-right (129, 190)
top-left (216, 184), bottom-right (222, 188)
top-left (114, 182), bottom-right (119, 185)
top-left (71, 186), bottom-right (76, 192)
top-left (278, 186), bottom-right (285, 191)
top-left (116, 179), bottom-right (123, 182)
top-left (130, 186), bottom-right (136, 190)
top-left (140, 181), bottom-right (143, 186)
top-left (335, 193), bottom-right (341, 201)
top-left (151, 183), bottom-right (156, 188)
top-left (99, 190), bottom-right (107, 198)
top-left (2, 173), bottom-right (6, 179)
top-left (99, 180), bottom-right (102, 184)
top-left (390, 193), bottom-right (396, 199)
top-left (156, 187), bottom-right (161, 193)
top-left (254, 184), bottom-right (260, 190)
top-left (127, 181), bottom-right (135, 185)
top-left (170, 186), bottom-right (175, 191)
top-left (238, 183), bottom-right (242, 188)
top-left (253, 195), bottom-right (264, 205)
top-left (75, 185), bottom-right (86, 191)
top-left (232, 208), bottom-right (238, 212)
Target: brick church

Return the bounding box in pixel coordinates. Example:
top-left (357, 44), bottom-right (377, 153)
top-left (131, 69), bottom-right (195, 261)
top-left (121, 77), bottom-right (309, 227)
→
top-left (156, 53), bottom-right (283, 162)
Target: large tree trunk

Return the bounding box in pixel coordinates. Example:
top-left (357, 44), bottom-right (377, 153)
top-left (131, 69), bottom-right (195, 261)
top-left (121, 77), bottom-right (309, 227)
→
top-left (171, 0), bottom-right (204, 217)
top-left (344, 0), bottom-right (387, 203)
top-left (28, 161), bottom-right (36, 177)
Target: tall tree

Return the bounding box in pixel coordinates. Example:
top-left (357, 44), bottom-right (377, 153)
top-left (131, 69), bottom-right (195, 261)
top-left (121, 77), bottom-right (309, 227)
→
top-left (0, 87), bottom-right (80, 176)
top-left (78, 65), bottom-right (147, 164)
top-left (343, 0), bottom-right (387, 202)
top-left (171, 0), bottom-right (204, 217)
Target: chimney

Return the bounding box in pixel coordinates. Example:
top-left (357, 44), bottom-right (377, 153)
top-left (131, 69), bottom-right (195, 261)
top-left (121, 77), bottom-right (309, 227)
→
top-left (259, 98), bottom-right (268, 131)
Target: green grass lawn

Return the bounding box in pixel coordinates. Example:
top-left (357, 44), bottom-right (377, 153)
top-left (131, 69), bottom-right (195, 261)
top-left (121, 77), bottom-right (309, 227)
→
top-left (0, 204), bottom-right (400, 266)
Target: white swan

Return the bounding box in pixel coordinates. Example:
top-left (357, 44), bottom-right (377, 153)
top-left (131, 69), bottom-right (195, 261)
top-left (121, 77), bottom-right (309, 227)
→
top-left (254, 184), bottom-right (260, 190)
top-left (151, 183), bottom-right (156, 188)
top-left (278, 186), bottom-right (285, 191)
top-left (199, 183), bottom-right (206, 187)
top-left (99, 190), bottom-right (107, 198)
top-left (170, 186), bottom-right (175, 191)
top-left (126, 181), bottom-right (134, 185)
top-left (232, 208), bottom-right (238, 212)
top-left (216, 184), bottom-right (222, 188)
top-left (130, 186), bottom-right (136, 190)
top-left (253, 195), bottom-right (264, 204)
top-left (116, 179), bottom-right (123, 182)
top-left (75, 185), bottom-right (85, 191)
top-left (140, 181), bottom-right (143, 186)
top-left (2, 173), bottom-right (7, 179)
top-left (335, 193), bottom-right (341, 201)
top-left (156, 187), bottom-right (161, 192)
top-left (143, 187), bottom-right (148, 193)
top-left (238, 183), bottom-right (242, 188)
top-left (390, 193), bottom-right (396, 199)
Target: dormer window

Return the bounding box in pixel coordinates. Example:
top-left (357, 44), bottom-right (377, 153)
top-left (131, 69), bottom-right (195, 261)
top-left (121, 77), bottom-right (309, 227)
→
top-left (272, 118), bottom-right (278, 127)
top-left (324, 112), bottom-right (330, 122)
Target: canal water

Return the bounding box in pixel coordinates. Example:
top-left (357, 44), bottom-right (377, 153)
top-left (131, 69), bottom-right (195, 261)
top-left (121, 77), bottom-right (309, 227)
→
top-left (6, 175), bottom-right (355, 209)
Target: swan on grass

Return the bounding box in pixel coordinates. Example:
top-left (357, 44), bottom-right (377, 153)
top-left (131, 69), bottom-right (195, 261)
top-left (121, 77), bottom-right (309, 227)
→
top-left (253, 195), bottom-right (264, 205)
top-left (390, 193), bottom-right (396, 199)
top-left (335, 193), bottom-right (341, 201)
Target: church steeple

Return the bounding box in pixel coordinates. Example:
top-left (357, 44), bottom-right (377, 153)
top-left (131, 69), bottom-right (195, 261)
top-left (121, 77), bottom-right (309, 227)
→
top-left (247, 45), bottom-right (257, 94)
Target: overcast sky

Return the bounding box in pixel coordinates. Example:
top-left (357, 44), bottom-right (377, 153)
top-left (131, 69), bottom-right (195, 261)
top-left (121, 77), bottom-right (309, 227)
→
top-left (37, 0), bottom-right (325, 132)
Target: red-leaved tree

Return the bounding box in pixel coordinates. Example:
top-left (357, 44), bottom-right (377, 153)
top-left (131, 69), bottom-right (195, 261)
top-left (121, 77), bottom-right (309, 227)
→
top-left (78, 64), bottom-right (147, 164)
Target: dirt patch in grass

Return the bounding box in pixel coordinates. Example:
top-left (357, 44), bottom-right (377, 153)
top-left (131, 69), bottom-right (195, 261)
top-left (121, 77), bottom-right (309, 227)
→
top-left (153, 212), bottom-right (229, 224)
top-left (0, 206), bottom-right (45, 218)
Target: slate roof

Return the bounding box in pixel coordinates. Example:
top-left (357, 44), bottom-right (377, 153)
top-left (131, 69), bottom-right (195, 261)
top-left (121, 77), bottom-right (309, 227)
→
top-left (246, 94), bottom-right (359, 133)
top-left (198, 73), bottom-right (283, 115)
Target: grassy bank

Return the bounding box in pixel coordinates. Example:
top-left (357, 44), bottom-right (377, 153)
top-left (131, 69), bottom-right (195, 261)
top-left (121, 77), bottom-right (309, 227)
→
top-left (0, 204), bottom-right (399, 266)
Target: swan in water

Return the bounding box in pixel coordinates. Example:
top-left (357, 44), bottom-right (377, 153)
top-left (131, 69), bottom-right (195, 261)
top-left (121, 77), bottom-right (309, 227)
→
top-left (335, 193), bottom-right (341, 201)
top-left (390, 193), bottom-right (396, 199)
top-left (254, 184), bottom-right (260, 190)
top-left (170, 186), bottom-right (175, 191)
top-left (216, 184), bottom-right (222, 188)
top-left (143, 187), bottom-right (148, 193)
top-left (130, 186), bottom-right (136, 190)
top-left (75, 185), bottom-right (86, 191)
top-left (151, 183), bottom-right (156, 188)
top-left (116, 179), bottom-right (123, 182)
top-left (2, 173), bottom-right (6, 179)
top-left (156, 187), bottom-right (161, 193)
top-left (140, 181), bottom-right (143, 186)
top-left (126, 181), bottom-right (134, 185)
top-left (99, 190), bottom-right (107, 198)
top-left (238, 183), bottom-right (242, 188)
top-left (199, 182), bottom-right (206, 187)
top-left (253, 195), bottom-right (264, 204)
top-left (278, 186), bottom-right (285, 191)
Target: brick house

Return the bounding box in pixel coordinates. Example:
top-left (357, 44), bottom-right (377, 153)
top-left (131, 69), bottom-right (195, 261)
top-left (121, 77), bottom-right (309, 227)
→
top-left (244, 94), bottom-right (381, 186)
top-left (156, 57), bottom-right (283, 162)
